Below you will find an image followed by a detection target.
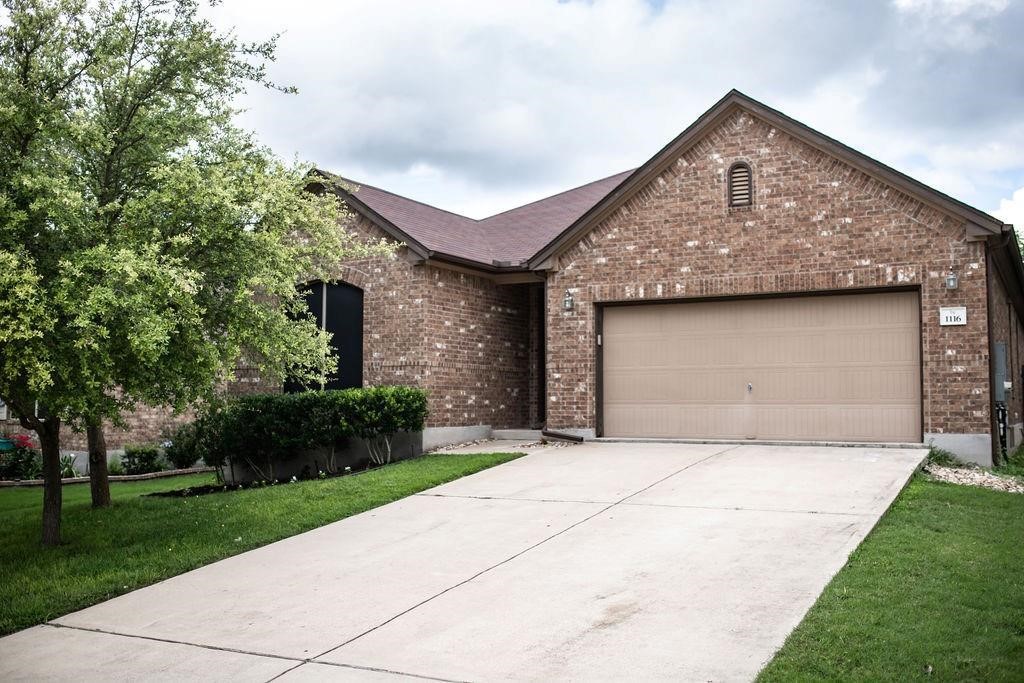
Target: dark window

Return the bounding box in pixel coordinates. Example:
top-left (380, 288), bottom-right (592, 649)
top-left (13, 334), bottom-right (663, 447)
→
top-left (285, 281), bottom-right (363, 392)
top-left (728, 162), bottom-right (753, 207)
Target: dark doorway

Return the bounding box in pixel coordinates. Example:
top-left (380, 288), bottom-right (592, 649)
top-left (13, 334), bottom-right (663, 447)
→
top-left (285, 280), bottom-right (363, 392)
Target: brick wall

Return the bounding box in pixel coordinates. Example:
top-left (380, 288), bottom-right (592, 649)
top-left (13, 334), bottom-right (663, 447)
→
top-left (321, 216), bottom-right (535, 430)
top-left (988, 255), bottom-right (1024, 448)
top-left (420, 267), bottom-right (532, 429)
top-left (1, 406), bottom-right (192, 451)
top-left (545, 109), bottom-right (991, 440)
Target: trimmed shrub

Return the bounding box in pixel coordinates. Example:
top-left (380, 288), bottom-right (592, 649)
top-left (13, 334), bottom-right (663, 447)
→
top-left (195, 387), bottom-right (429, 474)
top-left (347, 386), bottom-right (429, 464)
top-left (163, 422), bottom-right (200, 470)
top-left (122, 443), bottom-right (165, 475)
top-left (108, 456), bottom-right (125, 476)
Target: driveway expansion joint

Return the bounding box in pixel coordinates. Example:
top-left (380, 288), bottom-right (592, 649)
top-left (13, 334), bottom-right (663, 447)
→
top-left (45, 622), bottom-right (469, 683)
top-left (311, 444), bottom-right (739, 662)
top-left (44, 621), bottom-right (301, 662)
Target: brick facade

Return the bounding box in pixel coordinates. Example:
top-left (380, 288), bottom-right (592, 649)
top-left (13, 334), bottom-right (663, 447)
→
top-left (1, 405), bottom-right (192, 451)
top-left (331, 216), bottom-right (536, 430)
top-left (420, 267), bottom-right (532, 429)
top-left (988, 254), bottom-right (1024, 449)
top-left (544, 110), bottom-right (991, 449)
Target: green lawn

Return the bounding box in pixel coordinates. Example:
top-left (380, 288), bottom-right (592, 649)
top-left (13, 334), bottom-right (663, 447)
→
top-left (759, 476), bottom-right (1024, 682)
top-left (0, 451), bottom-right (520, 636)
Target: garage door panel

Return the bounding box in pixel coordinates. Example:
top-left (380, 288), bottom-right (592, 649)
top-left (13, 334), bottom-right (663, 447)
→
top-left (605, 404), bottom-right (752, 440)
top-left (602, 292), bottom-right (921, 443)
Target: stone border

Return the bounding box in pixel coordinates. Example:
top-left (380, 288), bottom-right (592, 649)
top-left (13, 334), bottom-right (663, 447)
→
top-left (0, 466), bottom-right (215, 488)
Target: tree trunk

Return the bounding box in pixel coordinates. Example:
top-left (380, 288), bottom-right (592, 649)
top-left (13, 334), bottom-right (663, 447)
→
top-left (37, 418), bottom-right (62, 547)
top-left (87, 421), bottom-right (111, 508)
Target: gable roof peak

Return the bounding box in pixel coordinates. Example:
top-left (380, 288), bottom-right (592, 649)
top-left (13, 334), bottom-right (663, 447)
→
top-left (527, 89), bottom-right (1006, 268)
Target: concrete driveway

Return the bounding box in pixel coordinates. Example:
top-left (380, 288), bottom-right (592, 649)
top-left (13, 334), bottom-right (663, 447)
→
top-left (0, 441), bottom-right (925, 682)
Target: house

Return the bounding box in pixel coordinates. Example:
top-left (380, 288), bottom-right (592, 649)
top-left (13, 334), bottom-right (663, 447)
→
top-left (13, 90), bottom-right (1022, 466)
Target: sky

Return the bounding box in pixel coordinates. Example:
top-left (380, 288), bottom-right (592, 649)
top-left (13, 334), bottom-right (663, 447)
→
top-left (207, 0), bottom-right (1024, 225)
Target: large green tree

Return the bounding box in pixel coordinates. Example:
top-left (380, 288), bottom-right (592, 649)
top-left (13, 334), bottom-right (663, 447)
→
top-left (0, 0), bottom-right (390, 545)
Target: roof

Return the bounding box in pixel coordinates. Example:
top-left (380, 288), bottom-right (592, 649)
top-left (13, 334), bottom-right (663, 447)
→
top-left (318, 89), bottom-right (1008, 272)
top-left (528, 90), bottom-right (1008, 267)
top-left (319, 170), bottom-right (632, 267)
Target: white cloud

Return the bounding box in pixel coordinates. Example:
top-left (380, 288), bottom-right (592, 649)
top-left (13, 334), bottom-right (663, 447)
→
top-left (995, 187), bottom-right (1024, 228)
top-left (206, 0), bottom-right (1024, 218)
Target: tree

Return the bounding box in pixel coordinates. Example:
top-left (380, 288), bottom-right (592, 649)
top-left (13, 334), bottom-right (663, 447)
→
top-left (0, 0), bottom-right (391, 544)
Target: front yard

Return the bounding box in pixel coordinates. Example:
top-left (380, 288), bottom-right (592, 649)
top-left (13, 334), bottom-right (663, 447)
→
top-left (759, 476), bottom-right (1024, 681)
top-left (0, 451), bottom-right (520, 636)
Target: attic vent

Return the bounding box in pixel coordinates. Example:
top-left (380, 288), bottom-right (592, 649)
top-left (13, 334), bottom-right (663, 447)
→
top-left (728, 162), bottom-right (753, 207)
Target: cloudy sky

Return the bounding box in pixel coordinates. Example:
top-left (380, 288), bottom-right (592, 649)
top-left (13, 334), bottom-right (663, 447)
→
top-left (208, 0), bottom-right (1024, 225)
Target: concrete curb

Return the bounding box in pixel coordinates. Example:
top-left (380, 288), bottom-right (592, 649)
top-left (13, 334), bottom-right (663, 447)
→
top-left (0, 466), bottom-right (215, 488)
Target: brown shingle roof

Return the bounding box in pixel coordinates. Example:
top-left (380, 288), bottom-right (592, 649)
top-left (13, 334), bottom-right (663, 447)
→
top-left (321, 170), bottom-right (633, 267)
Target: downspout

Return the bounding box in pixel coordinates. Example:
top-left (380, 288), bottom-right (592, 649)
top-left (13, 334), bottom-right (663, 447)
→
top-left (541, 274), bottom-right (548, 428)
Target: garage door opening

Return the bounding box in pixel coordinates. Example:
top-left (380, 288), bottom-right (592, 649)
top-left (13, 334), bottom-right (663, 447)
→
top-left (599, 290), bottom-right (922, 443)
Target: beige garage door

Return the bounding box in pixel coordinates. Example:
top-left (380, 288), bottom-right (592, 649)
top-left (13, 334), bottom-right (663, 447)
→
top-left (601, 291), bottom-right (921, 442)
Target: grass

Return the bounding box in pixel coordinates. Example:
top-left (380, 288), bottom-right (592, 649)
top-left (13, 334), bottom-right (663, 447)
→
top-left (997, 443), bottom-right (1024, 479)
top-left (925, 445), bottom-right (966, 468)
top-left (758, 476), bottom-right (1024, 682)
top-left (0, 451), bottom-right (521, 636)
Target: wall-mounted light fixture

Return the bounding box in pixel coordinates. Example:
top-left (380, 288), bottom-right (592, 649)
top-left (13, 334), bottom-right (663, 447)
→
top-left (945, 271), bottom-right (959, 290)
top-left (563, 289), bottom-right (574, 311)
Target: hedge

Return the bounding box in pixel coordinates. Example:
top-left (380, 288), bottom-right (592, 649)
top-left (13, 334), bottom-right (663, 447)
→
top-left (193, 387), bottom-right (428, 474)
top-left (122, 444), bottom-right (165, 475)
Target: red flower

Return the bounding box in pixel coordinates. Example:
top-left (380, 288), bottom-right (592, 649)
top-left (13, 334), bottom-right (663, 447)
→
top-left (12, 434), bottom-right (35, 449)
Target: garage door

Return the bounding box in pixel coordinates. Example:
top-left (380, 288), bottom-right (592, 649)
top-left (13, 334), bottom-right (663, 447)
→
top-left (601, 291), bottom-right (921, 442)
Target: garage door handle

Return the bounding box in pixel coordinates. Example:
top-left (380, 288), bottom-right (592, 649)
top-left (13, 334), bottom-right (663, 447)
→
top-left (747, 383), bottom-right (753, 392)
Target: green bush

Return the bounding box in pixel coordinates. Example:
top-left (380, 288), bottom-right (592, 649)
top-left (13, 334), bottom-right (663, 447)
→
top-left (122, 444), bottom-right (165, 475)
top-left (107, 456), bottom-right (124, 476)
top-left (195, 387), bottom-right (429, 473)
top-left (347, 386), bottom-right (429, 464)
top-left (0, 435), bottom-right (42, 480)
top-left (163, 422), bottom-right (200, 470)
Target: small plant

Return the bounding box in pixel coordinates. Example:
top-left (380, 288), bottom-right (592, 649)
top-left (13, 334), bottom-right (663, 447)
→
top-left (107, 456), bottom-right (125, 476)
top-left (927, 446), bottom-right (965, 468)
top-left (162, 422), bottom-right (200, 470)
top-left (59, 455), bottom-right (79, 478)
top-left (122, 444), bottom-right (165, 475)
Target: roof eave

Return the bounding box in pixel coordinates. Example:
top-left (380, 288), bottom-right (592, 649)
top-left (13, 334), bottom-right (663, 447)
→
top-left (988, 224), bottom-right (1024, 321)
top-left (309, 172), bottom-right (431, 260)
top-left (426, 250), bottom-right (532, 274)
top-left (527, 89), bottom-right (1005, 270)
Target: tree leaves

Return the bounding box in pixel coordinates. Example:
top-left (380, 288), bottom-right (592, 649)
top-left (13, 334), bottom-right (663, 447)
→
top-left (0, 0), bottom-right (394, 430)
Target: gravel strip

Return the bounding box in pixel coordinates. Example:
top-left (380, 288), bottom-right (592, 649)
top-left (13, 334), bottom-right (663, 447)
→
top-left (427, 438), bottom-right (496, 453)
top-left (517, 440), bottom-right (579, 449)
top-left (924, 463), bottom-right (1024, 494)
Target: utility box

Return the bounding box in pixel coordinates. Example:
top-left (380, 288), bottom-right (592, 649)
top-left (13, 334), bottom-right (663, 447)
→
top-left (994, 342), bottom-right (1008, 402)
